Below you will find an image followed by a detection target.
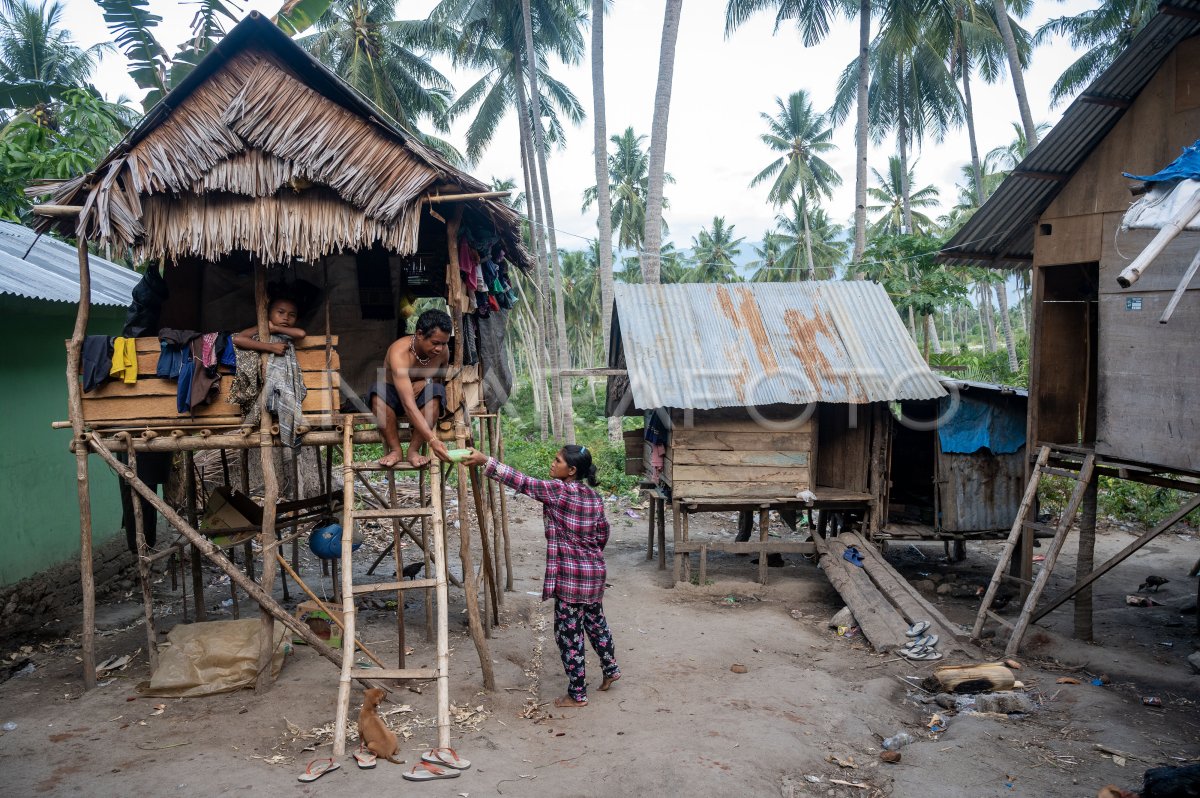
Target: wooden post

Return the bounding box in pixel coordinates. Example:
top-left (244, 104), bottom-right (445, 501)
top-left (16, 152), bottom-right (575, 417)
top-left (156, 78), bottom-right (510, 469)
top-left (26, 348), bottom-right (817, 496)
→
top-left (646, 493), bottom-right (656, 560)
top-left (672, 500), bottom-right (682, 585)
top-left (657, 497), bottom-right (666, 570)
top-left (1073, 475), bottom-right (1098, 641)
top-left (496, 415), bottom-right (513, 591)
top-left (447, 207), bottom-right (494, 686)
top-left (758, 508), bottom-right (770, 585)
top-left (388, 467), bottom-right (407, 666)
top-left (185, 452), bottom-right (206, 622)
top-left (254, 263), bottom-right (281, 691)
top-left (420, 468), bottom-right (433, 641)
top-left (333, 420), bottom-right (356, 758)
top-left (430, 460), bottom-right (452, 750)
top-left (123, 435), bottom-right (158, 673)
top-left (68, 237), bottom-right (97, 690)
top-left (240, 449), bottom-right (254, 580)
top-left (470, 466), bottom-right (500, 625)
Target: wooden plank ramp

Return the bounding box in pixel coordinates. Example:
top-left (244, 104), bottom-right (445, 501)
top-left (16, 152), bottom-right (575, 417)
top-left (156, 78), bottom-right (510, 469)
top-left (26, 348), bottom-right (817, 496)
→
top-left (813, 531), bottom-right (975, 655)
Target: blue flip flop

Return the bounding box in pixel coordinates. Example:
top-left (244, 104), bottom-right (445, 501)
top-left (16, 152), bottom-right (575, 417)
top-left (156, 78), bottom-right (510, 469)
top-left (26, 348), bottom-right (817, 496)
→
top-left (843, 546), bottom-right (865, 567)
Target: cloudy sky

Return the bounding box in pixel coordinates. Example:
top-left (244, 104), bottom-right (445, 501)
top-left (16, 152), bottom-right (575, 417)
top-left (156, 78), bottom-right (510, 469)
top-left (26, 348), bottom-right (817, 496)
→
top-left (61, 0), bottom-right (1097, 251)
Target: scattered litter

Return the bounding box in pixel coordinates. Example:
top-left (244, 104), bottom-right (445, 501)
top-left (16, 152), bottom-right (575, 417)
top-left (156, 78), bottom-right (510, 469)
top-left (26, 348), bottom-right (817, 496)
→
top-left (623, 509), bottom-right (642, 519)
top-left (829, 778), bottom-right (870, 789)
top-left (803, 775), bottom-right (823, 783)
top-left (927, 713), bottom-right (946, 733)
top-left (1142, 696), bottom-right (1163, 707)
top-left (1056, 677), bottom-right (1081, 685)
top-left (880, 751), bottom-right (901, 764)
top-left (150, 703), bottom-right (166, 716)
top-left (95, 651), bottom-right (137, 679)
top-left (882, 732), bottom-right (914, 751)
top-left (826, 754), bottom-right (856, 769)
top-left (1126, 595), bottom-right (1162, 607)
top-left (1158, 641), bottom-right (1175, 648)
top-left (1004, 659), bottom-right (1022, 670)
top-left (1091, 678), bottom-right (1106, 687)
top-left (2, 721), bottom-right (16, 732)
top-left (1033, 555), bottom-right (1046, 563)
top-left (730, 663), bottom-right (748, 674)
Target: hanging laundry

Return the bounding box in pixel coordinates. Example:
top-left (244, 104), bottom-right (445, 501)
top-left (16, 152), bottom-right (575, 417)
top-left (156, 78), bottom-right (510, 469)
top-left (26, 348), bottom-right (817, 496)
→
top-left (217, 333), bottom-right (236, 368)
top-left (122, 263), bottom-right (168, 338)
top-left (458, 237), bottom-right (480, 292)
top-left (82, 335), bottom-right (113, 392)
top-left (228, 346), bottom-right (261, 425)
top-left (109, 337), bottom-right (138, 384)
top-left (176, 357), bottom-right (195, 414)
top-left (199, 332), bottom-right (219, 368)
top-left (156, 340), bottom-right (184, 379)
top-left (186, 336), bottom-right (221, 412)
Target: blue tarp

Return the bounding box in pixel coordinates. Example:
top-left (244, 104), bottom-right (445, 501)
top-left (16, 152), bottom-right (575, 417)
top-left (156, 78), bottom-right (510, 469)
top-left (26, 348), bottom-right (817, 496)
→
top-left (937, 395), bottom-right (1025, 455)
top-left (1124, 140), bottom-right (1200, 182)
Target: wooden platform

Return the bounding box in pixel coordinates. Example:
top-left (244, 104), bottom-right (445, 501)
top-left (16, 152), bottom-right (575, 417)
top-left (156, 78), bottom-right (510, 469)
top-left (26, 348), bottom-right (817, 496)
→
top-left (811, 531), bottom-right (973, 655)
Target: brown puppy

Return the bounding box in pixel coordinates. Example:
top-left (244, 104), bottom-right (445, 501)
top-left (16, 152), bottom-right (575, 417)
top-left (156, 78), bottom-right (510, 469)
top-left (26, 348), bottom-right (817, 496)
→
top-left (358, 688), bottom-right (403, 764)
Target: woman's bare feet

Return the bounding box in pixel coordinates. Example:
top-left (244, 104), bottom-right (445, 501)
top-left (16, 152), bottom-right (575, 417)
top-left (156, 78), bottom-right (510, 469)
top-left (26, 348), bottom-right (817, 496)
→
top-left (553, 696), bottom-right (587, 708)
top-left (378, 448), bottom-right (405, 469)
top-left (599, 672), bottom-right (621, 691)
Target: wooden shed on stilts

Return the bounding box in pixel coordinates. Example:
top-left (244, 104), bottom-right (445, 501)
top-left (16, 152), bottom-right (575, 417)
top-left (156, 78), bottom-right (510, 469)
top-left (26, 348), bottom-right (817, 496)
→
top-left (34, 12), bottom-right (525, 753)
top-left (941, 2), bottom-right (1200, 655)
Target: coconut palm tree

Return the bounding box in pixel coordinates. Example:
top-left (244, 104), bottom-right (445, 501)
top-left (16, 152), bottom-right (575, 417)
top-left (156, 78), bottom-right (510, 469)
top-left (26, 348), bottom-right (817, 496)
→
top-left (582, 127), bottom-right (674, 255)
top-left (867, 156), bottom-right (940, 237)
top-left (689, 217), bottom-right (745, 283)
top-left (0, 0), bottom-right (111, 110)
top-left (1036, 0), bottom-right (1155, 107)
top-left (986, 120), bottom-right (1050, 172)
top-left (725, 0), bottom-right (874, 272)
top-left (990, 0), bottom-right (1037, 147)
top-left (641, 0), bottom-right (682, 284)
top-left (616, 242), bottom-right (688, 284)
top-left (752, 90), bottom-right (841, 277)
top-left (298, 0), bottom-right (457, 151)
top-left (749, 233), bottom-right (785, 282)
top-left (775, 201), bottom-right (846, 279)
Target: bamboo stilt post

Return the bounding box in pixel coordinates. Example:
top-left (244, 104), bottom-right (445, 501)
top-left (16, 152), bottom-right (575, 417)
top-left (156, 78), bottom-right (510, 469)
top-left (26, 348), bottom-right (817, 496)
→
top-left (469, 466), bottom-right (500, 627)
top-left (1074, 475), bottom-right (1099, 641)
top-left (68, 236), bottom-right (97, 690)
top-left (389, 468), bottom-right (407, 666)
top-left (484, 417), bottom-right (504, 599)
top-left (333, 420), bottom-right (357, 758)
top-left (430, 459), bottom-right (451, 750)
top-left (420, 468), bottom-right (433, 642)
top-left (86, 433), bottom-right (386, 689)
top-left (254, 263), bottom-right (281, 691)
top-left (290, 450), bottom-right (300, 574)
top-left (219, 448), bottom-right (240, 617)
top-left (185, 452), bottom-right (206, 622)
top-left (446, 207), bottom-right (494, 687)
top-left (122, 434), bottom-right (158, 673)
top-left (496, 415), bottom-right (513, 591)
top-left (240, 449), bottom-right (253, 581)
top-left (758, 508), bottom-right (770, 586)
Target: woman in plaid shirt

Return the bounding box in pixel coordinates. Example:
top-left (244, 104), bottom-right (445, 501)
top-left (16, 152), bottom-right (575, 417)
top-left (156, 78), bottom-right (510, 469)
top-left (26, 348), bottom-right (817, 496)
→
top-left (465, 445), bottom-right (620, 707)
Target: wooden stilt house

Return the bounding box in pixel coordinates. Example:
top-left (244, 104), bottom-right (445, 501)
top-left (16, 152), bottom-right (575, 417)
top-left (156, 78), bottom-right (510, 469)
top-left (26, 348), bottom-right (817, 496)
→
top-left (941, 2), bottom-right (1200, 652)
top-left (33, 12), bottom-right (525, 716)
top-left (604, 282), bottom-right (947, 584)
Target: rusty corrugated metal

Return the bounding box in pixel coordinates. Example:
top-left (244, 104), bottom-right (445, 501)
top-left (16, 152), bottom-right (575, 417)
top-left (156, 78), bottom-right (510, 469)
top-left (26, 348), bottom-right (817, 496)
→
top-left (940, 0), bottom-right (1200, 267)
top-left (611, 282), bottom-right (945, 410)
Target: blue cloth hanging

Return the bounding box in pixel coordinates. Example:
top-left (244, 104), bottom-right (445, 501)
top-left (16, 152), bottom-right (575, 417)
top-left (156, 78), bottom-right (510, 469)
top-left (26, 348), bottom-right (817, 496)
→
top-left (1124, 140), bottom-right (1200, 182)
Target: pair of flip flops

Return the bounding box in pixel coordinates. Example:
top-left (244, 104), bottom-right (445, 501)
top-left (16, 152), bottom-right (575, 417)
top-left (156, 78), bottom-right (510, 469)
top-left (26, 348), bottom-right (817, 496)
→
top-left (900, 628), bottom-right (942, 661)
top-left (402, 748), bottom-right (472, 781)
top-left (842, 546), bottom-right (865, 567)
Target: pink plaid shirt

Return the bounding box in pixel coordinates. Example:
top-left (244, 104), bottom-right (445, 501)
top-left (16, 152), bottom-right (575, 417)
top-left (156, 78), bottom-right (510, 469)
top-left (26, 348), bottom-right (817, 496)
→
top-left (484, 458), bottom-right (610, 605)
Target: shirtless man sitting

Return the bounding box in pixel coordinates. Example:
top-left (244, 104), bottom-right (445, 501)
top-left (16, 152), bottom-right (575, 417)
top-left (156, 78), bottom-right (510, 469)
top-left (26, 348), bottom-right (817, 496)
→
top-left (367, 309), bottom-right (453, 468)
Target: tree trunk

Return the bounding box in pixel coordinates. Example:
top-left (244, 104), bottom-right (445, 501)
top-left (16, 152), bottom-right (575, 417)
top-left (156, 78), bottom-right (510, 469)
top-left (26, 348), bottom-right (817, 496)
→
top-left (992, 0), bottom-right (1038, 149)
top-left (898, 108), bottom-right (913, 233)
top-left (641, 0), bottom-right (683, 284)
top-left (1073, 475), bottom-right (1098, 641)
top-left (521, 0), bottom-right (575, 444)
top-left (926, 312), bottom-right (943, 355)
top-left (801, 188), bottom-right (815, 279)
top-left (994, 279), bottom-right (1019, 371)
top-left (980, 282), bottom-right (997, 353)
top-left (591, 0), bottom-right (620, 444)
top-left (922, 313), bottom-right (931, 361)
top-left (515, 62), bottom-right (560, 441)
top-left (851, 0), bottom-right (871, 274)
top-left (961, 40), bottom-right (986, 205)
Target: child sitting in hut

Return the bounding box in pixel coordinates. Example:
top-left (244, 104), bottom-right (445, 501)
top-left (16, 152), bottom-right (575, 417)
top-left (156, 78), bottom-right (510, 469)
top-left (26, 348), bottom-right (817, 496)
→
top-left (229, 295), bottom-right (308, 446)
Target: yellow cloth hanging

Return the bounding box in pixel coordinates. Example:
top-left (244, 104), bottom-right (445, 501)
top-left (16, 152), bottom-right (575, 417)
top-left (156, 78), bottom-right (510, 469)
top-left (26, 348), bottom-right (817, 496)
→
top-left (109, 336), bottom-right (138, 384)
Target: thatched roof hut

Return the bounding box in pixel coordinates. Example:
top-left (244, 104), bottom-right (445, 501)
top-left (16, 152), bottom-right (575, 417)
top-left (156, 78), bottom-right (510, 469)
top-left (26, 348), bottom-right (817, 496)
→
top-left (33, 11), bottom-right (529, 271)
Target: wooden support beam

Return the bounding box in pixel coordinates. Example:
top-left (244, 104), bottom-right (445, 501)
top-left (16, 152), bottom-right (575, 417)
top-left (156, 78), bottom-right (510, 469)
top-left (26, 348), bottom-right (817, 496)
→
top-left (1159, 2), bottom-right (1200, 22)
top-left (254, 263), bottom-right (281, 691)
top-left (32, 203), bottom-right (83, 217)
top-left (423, 190), bottom-right (512, 204)
top-left (1032, 494), bottom-right (1200, 623)
top-left (68, 237), bottom-right (96, 690)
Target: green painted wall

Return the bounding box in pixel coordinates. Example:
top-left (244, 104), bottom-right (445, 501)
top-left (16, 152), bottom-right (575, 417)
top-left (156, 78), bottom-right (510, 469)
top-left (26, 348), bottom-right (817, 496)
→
top-left (0, 296), bottom-right (127, 586)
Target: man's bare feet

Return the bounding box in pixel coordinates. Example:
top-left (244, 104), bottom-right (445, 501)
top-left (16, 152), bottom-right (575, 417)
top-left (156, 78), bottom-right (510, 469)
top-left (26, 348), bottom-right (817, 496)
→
top-left (378, 449), bottom-right (404, 469)
top-left (599, 672), bottom-right (621, 691)
top-left (553, 696), bottom-right (587, 708)
top-left (405, 446), bottom-right (430, 468)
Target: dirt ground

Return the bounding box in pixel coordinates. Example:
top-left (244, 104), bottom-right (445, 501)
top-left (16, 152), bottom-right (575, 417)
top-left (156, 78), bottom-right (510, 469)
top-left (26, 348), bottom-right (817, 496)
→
top-left (2, 487), bottom-right (1199, 798)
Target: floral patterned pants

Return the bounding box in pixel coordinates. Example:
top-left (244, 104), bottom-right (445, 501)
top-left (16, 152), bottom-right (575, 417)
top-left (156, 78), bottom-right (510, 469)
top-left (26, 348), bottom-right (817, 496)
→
top-left (553, 597), bottom-right (619, 702)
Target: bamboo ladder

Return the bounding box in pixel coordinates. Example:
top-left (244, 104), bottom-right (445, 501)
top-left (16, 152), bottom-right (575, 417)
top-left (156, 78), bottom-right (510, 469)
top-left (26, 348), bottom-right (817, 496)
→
top-left (972, 445), bottom-right (1096, 655)
top-left (332, 417), bottom-right (451, 757)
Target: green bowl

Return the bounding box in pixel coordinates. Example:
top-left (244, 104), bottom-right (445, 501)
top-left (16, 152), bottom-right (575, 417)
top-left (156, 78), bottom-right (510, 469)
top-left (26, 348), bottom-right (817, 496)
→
top-left (447, 448), bottom-right (473, 462)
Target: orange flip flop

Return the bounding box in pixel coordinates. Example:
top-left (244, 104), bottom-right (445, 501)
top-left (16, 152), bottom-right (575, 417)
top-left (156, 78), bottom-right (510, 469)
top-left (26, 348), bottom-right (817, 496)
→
top-left (421, 747), bottom-right (471, 770)
top-left (402, 761), bottom-right (461, 781)
top-left (297, 758), bottom-right (340, 782)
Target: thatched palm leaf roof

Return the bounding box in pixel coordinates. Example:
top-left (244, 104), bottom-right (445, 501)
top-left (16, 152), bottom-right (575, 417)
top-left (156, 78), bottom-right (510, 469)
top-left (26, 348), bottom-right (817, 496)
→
top-left (33, 12), bottom-right (529, 268)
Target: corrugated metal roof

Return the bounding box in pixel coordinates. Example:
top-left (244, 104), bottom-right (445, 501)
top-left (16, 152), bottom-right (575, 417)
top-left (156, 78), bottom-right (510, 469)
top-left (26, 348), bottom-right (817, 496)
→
top-left (0, 221), bottom-right (138, 307)
top-left (610, 282), bottom-right (946, 410)
top-left (940, 0), bottom-right (1200, 267)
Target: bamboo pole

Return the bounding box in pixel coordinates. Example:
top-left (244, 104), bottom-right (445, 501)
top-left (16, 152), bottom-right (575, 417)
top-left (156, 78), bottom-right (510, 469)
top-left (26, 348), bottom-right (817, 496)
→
top-left (430, 455), bottom-right (451, 750)
top-left (389, 468), bottom-right (407, 666)
top-left (497, 415), bottom-right (513, 591)
top-left (470, 466), bottom-right (500, 626)
top-left (86, 433), bottom-right (385, 687)
top-left (122, 434), bottom-right (158, 673)
top-left (1159, 246), bottom-right (1200, 323)
top-left (333, 420), bottom-right (356, 757)
top-left (420, 468), bottom-right (433, 641)
top-left (1118, 189), bottom-right (1200, 287)
top-left (68, 237), bottom-right (97, 689)
top-left (447, 207), bottom-right (494, 688)
top-left (185, 452), bottom-right (206, 622)
top-left (423, 190), bottom-right (512, 204)
top-left (254, 263), bottom-right (281, 691)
